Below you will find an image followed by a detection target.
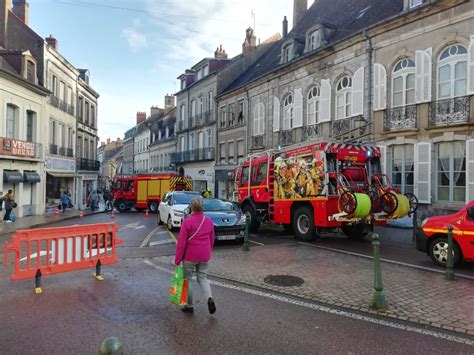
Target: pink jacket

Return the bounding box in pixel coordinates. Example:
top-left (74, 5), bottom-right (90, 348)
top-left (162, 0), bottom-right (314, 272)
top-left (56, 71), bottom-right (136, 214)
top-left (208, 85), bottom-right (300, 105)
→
top-left (175, 212), bottom-right (215, 265)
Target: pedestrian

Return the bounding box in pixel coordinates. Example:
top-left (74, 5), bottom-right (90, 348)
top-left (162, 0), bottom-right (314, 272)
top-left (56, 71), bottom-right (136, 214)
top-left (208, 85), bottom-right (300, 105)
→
top-left (174, 198), bottom-right (216, 314)
top-left (106, 190), bottom-right (113, 211)
top-left (61, 191), bottom-right (71, 213)
top-left (202, 188), bottom-right (212, 199)
top-left (3, 189), bottom-right (16, 223)
top-left (90, 190), bottom-right (98, 212)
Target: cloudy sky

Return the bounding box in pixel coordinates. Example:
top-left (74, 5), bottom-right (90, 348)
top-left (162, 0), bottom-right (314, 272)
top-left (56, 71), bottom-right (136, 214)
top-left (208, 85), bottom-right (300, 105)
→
top-left (30, 0), bottom-right (298, 143)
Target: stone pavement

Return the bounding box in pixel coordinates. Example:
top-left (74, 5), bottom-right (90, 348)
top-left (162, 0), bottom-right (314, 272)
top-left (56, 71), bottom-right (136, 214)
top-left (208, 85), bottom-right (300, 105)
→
top-left (152, 242), bottom-right (474, 336)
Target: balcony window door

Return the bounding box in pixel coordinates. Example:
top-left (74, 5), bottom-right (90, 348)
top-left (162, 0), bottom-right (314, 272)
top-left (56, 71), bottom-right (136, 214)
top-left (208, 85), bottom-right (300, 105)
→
top-left (78, 97), bottom-right (83, 120)
top-left (253, 103), bottom-right (265, 136)
top-left (208, 91), bottom-right (213, 112)
top-left (220, 106), bottom-right (226, 128)
top-left (437, 44), bottom-right (467, 100)
top-left (52, 75), bottom-right (57, 96)
top-left (179, 136), bottom-right (185, 151)
top-left (437, 141), bottom-right (466, 202)
top-left (391, 145), bottom-right (414, 194)
top-left (283, 94), bottom-right (294, 130)
top-left (392, 59), bottom-right (416, 108)
top-left (199, 96), bottom-right (203, 115)
top-left (85, 139), bottom-right (89, 160)
top-left (78, 136), bottom-right (83, 158)
top-left (336, 76), bottom-right (352, 120)
top-left (189, 133), bottom-right (195, 150)
top-left (307, 86), bottom-right (320, 126)
top-left (198, 131), bottom-right (204, 149)
top-left (85, 101), bottom-right (90, 124)
top-left (191, 100), bottom-right (196, 118)
top-left (6, 104), bottom-right (18, 139)
top-left (26, 111), bottom-right (36, 142)
top-left (206, 129), bottom-right (212, 147)
top-left (59, 81), bottom-right (65, 102)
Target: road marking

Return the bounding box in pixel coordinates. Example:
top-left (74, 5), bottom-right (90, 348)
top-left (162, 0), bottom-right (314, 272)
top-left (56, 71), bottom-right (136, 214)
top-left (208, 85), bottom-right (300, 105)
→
top-left (123, 222), bottom-right (146, 231)
top-left (166, 228), bottom-right (177, 243)
top-left (139, 226), bottom-right (162, 248)
top-left (298, 242), bottom-right (474, 281)
top-left (149, 239), bottom-right (175, 246)
top-left (143, 259), bottom-right (474, 346)
top-left (249, 240), bottom-right (265, 246)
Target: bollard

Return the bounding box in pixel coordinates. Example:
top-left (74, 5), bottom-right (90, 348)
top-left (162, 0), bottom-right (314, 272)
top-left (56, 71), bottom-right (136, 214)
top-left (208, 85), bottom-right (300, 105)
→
top-left (94, 259), bottom-right (104, 281)
top-left (242, 214), bottom-right (250, 251)
top-left (445, 225), bottom-right (455, 281)
top-left (412, 210), bottom-right (418, 242)
top-left (99, 337), bottom-right (123, 355)
top-left (35, 269), bottom-right (42, 294)
top-left (371, 233), bottom-right (385, 310)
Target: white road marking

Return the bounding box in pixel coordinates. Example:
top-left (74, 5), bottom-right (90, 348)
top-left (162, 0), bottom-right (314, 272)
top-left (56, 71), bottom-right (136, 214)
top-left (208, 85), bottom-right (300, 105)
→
top-left (143, 259), bottom-right (474, 346)
top-left (298, 242), bottom-right (474, 281)
top-left (139, 226), bottom-right (163, 248)
top-left (149, 239), bottom-right (175, 246)
top-left (123, 222), bottom-right (146, 231)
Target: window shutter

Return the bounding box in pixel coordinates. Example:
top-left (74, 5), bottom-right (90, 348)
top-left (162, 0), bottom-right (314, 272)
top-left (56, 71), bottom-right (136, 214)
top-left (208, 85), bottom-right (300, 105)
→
top-left (260, 104), bottom-right (265, 134)
top-left (414, 142), bottom-right (432, 204)
top-left (273, 97), bottom-right (280, 132)
top-left (253, 107), bottom-right (258, 135)
top-left (319, 79), bottom-right (331, 122)
top-left (293, 88), bottom-right (303, 128)
top-left (378, 145), bottom-right (387, 175)
top-left (351, 66), bottom-right (364, 116)
top-left (466, 139), bottom-right (474, 203)
top-left (373, 63), bottom-right (387, 111)
top-left (415, 48), bottom-right (432, 103)
top-left (468, 35), bottom-right (474, 95)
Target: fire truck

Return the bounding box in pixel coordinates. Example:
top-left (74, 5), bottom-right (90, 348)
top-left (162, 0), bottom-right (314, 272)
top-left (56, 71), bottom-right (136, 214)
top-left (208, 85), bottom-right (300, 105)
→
top-left (235, 142), bottom-right (418, 240)
top-left (112, 173), bottom-right (192, 213)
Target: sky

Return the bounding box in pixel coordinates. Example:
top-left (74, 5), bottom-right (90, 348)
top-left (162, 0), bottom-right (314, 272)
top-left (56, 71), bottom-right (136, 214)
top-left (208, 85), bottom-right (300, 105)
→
top-left (29, 0), bottom-right (298, 143)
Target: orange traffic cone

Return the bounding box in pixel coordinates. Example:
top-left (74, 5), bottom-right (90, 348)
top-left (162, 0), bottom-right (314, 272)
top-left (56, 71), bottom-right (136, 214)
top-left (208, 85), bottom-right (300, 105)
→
top-left (79, 211), bottom-right (84, 218)
top-left (145, 209), bottom-right (149, 217)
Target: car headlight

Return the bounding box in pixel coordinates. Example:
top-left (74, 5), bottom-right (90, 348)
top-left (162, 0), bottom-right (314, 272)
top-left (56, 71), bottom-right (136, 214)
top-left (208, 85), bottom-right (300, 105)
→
top-left (420, 218), bottom-right (428, 227)
top-left (173, 211), bottom-right (184, 217)
top-left (237, 214), bottom-right (247, 225)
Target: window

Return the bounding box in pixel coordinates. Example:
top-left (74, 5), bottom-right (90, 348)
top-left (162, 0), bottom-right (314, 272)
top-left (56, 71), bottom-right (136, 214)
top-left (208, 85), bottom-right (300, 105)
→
top-left (52, 75), bottom-right (57, 96)
top-left (190, 133), bottom-right (195, 150)
top-left (68, 128), bottom-right (73, 149)
top-left (256, 163), bottom-right (268, 184)
top-left (26, 111), bottom-right (35, 142)
top-left (6, 104), bottom-right (18, 139)
top-left (237, 140), bottom-right (244, 158)
top-left (191, 99), bottom-right (196, 118)
top-left (283, 94), bottom-right (294, 129)
top-left (409, 0), bottom-right (424, 8)
top-left (91, 105), bottom-right (95, 127)
top-left (198, 131), bottom-right (204, 149)
top-left (437, 142), bottom-right (465, 202)
top-left (336, 76), bottom-right (352, 119)
top-left (68, 86), bottom-right (73, 106)
top-left (199, 96), bottom-right (203, 115)
top-left (203, 64), bottom-right (209, 76)
top-left (282, 43), bottom-right (294, 63)
top-left (59, 81), bottom-right (65, 102)
top-left (206, 129), bottom-right (212, 147)
top-left (78, 97), bottom-right (83, 120)
top-left (238, 100), bottom-right (244, 124)
top-left (228, 141), bottom-right (235, 162)
top-left (253, 103), bottom-right (265, 136)
top-left (197, 68), bottom-right (202, 80)
top-left (308, 30), bottom-right (321, 51)
top-left (78, 136), bottom-right (83, 157)
top-left (179, 136), bottom-right (185, 151)
top-left (307, 86), bottom-right (320, 125)
top-left (180, 104), bottom-right (186, 122)
top-left (241, 166), bottom-right (249, 185)
top-left (229, 103), bottom-right (235, 126)
top-left (61, 124), bottom-right (66, 148)
top-left (181, 79), bottom-right (186, 90)
top-left (391, 145), bottom-right (414, 194)
top-left (437, 44), bottom-right (467, 99)
top-left (220, 106), bottom-right (226, 128)
top-left (392, 59), bottom-right (415, 107)
top-left (219, 143), bottom-right (226, 163)
top-left (85, 101), bottom-right (90, 124)
top-left (208, 91), bottom-right (213, 112)
top-left (26, 60), bottom-right (35, 82)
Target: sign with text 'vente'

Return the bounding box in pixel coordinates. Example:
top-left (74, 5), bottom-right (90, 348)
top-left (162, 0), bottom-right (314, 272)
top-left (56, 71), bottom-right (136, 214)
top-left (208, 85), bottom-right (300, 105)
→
top-left (0, 138), bottom-right (35, 157)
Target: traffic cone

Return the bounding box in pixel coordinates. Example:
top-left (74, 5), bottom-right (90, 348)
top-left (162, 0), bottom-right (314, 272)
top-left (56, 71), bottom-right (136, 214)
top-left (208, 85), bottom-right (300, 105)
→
top-left (111, 210), bottom-right (115, 219)
top-left (145, 209), bottom-right (149, 217)
top-left (79, 211), bottom-right (84, 218)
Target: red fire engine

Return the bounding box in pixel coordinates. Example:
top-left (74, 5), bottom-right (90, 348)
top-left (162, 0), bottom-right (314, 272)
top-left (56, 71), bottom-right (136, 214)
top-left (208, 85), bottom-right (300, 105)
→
top-left (235, 142), bottom-right (418, 240)
top-left (112, 173), bottom-right (192, 213)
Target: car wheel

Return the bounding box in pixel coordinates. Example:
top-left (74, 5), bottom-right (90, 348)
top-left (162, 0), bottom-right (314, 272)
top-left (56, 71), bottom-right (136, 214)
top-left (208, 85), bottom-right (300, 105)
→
top-left (148, 201), bottom-right (158, 213)
top-left (430, 237), bottom-right (462, 267)
top-left (167, 215), bottom-right (174, 230)
top-left (116, 199), bottom-right (127, 213)
top-left (293, 206), bottom-right (315, 241)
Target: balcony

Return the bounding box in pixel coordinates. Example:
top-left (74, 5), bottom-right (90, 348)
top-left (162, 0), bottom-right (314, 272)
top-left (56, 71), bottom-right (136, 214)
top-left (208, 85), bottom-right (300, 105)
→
top-left (332, 115), bottom-right (372, 143)
top-left (50, 96), bottom-right (74, 115)
top-left (67, 148), bottom-right (74, 157)
top-left (170, 147), bottom-right (215, 164)
top-left (384, 105), bottom-right (417, 132)
top-left (77, 158), bottom-right (100, 171)
top-left (0, 137), bottom-right (43, 159)
top-left (252, 135), bottom-right (264, 149)
top-left (49, 144), bottom-right (58, 155)
top-left (303, 124), bottom-right (320, 141)
top-left (278, 129), bottom-right (294, 147)
top-left (429, 96), bottom-right (470, 127)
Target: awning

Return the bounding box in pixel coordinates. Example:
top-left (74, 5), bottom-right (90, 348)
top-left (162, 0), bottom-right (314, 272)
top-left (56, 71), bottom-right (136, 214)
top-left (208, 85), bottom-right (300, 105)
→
top-left (46, 172), bottom-right (75, 178)
top-left (3, 170), bottom-right (24, 183)
top-left (23, 171), bottom-right (41, 183)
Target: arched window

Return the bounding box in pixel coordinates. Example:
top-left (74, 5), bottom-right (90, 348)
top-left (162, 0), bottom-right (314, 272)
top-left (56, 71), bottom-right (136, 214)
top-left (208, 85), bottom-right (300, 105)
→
top-left (283, 94), bottom-right (294, 129)
top-left (392, 58), bottom-right (415, 107)
top-left (437, 44), bottom-right (467, 99)
top-left (336, 76), bottom-right (352, 120)
top-left (307, 86), bottom-right (320, 126)
top-left (253, 103), bottom-right (265, 136)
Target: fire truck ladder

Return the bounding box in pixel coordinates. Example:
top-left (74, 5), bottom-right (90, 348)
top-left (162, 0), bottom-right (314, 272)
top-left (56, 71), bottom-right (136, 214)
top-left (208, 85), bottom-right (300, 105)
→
top-left (268, 154), bottom-right (275, 222)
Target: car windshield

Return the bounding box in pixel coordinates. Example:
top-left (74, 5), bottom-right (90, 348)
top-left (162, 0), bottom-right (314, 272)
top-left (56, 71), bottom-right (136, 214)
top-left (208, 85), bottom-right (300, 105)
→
top-left (174, 193), bottom-right (201, 205)
top-left (203, 199), bottom-right (235, 211)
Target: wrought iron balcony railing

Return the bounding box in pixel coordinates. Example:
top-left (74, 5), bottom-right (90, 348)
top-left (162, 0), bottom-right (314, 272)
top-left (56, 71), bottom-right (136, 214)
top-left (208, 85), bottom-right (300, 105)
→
top-left (49, 144), bottom-right (58, 155)
top-left (303, 124), bottom-right (320, 141)
top-left (278, 129), bottom-right (294, 146)
top-left (50, 96), bottom-right (74, 115)
top-left (170, 147), bottom-right (215, 164)
top-left (429, 96), bottom-right (470, 127)
top-left (332, 115), bottom-right (372, 143)
top-left (384, 105), bottom-right (417, 132)
top-left (67, 148), bottom-right (74, 157)
top-left (59, 147), bottom-right (66, 156)
top-left (252, 135), bottom-right (264, 149)
top-left (77, 158), bottom-right (100, 171)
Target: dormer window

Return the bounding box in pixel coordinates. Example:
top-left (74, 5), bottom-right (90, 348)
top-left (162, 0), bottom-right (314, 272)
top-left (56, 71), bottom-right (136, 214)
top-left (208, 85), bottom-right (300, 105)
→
top-left (197, 68), bottom-right (203, 80)
top-left (409, 0), bottom-right (424, 8)
top-left (308, 30), bottom-right (321, 51)
top-left (26, 60), bottom-right (35, 82)
top-left (284, 44), bottom-right (293, 62)
top-left (203, 64), bottom-right (209, 76)
top-left (181, 79), bottom-right (186, 90)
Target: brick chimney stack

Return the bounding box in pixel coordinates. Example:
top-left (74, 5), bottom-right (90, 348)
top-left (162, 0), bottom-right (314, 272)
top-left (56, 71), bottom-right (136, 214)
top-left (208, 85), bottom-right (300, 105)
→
top-left (150, 106), bottom-right (164, 117)
top-left (12, 0), bottom-right (28, 25)
top-left (214, 44), bottom-right (228, 59)
top-left (293, 0), bottom-right (307, 28)
top-left (136, 111), bottom-right (146, 124)
top-left (45, 35), bottom-right (58, 50)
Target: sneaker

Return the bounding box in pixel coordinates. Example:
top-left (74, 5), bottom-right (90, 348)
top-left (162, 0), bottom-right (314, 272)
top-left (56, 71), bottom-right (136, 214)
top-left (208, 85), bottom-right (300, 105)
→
top-left (181, 305), bottom-right (194, 314)
top-left (207, 298), bottom-right (216, 314)
top-left (5, 220), bottom-right (12, 223)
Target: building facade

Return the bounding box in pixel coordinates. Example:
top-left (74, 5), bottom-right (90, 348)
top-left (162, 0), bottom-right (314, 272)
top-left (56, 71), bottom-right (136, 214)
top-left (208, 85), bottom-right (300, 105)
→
top-left (149, 106), bottom-right (176, 173)
top-left (122, 126), bottom-right (135, 175)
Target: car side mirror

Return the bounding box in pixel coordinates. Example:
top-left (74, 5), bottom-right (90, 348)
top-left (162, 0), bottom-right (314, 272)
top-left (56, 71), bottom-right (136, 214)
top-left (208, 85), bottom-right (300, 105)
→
top-left (467, 206), bottom-right (474, 220)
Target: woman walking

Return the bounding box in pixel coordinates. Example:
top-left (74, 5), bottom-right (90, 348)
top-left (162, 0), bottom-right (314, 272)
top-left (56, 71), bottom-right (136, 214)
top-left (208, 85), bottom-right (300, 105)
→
top-left (3, 189), bottom-right (15, 222)
top-left (174, 198), bottom-right (216, 314)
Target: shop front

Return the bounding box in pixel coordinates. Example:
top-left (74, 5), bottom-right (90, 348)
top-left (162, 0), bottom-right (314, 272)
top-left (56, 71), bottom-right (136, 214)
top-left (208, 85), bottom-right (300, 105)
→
top-left (180, 162), bottom-right (214, 195)
top-left (215, 169), bottom-right (235, 200)
top-left (76, 174), bottom-right (98, 210)
top-left (45, 155), bottom-right (76, 211)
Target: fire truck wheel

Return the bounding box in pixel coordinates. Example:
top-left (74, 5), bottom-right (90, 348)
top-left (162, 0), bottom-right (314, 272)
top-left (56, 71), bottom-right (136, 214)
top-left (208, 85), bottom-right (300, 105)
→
top-left (148, 200), bottom-right (158, 213)
top-left (116, 200), bottom-right (127, 213)
top-left (293, 206), bottom-right (315, 241)
top-left (242, 205), bottom-right (260, 233)
top-left (404, 193), bottom-right (419, 214)
top-left (341, 223), bottom-right (368, 240)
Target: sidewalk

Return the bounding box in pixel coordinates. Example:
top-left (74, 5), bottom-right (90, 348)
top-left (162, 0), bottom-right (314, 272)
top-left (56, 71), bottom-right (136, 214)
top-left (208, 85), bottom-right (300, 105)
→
top-left (153, 242), bottom-right (474, 335)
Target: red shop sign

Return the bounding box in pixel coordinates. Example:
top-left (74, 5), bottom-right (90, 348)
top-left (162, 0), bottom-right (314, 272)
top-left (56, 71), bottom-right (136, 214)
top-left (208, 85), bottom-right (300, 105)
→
top-left (0, 138), bottom-right (35, 157)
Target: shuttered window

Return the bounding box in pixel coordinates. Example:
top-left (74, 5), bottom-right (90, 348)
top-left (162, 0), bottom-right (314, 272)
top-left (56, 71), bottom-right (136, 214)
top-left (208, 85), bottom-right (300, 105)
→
top-left (391, 145), bottom-right (414, 194)
top-left (436, 142), bottom-right (465, 202)
top-left (307, 86), bottom-right (320, 126)
top-left (336, 76), bottom-right (352, 120)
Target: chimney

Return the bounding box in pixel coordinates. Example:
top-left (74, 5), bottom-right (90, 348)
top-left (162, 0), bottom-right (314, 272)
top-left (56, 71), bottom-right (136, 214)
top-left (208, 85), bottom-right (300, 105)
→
top-left (106, 138), bottom-right (111, 144)
top-left (12, 0), bottom-right (28, 25)
top-left (242, 27), bottom-right (257, 58)
top-left (214, 44), bottom-right (228, 59)
top-left (1, 0), bottom-right (12, 49)
top-left (282, 16), bottom-right (288, 38)
top-left (293, 0), bottom-right (307, 28)
top-left (164, 95), bottom-right (175, 110)
top-left (101, 141), bottom-right (105, 147)
top-left (136, 111), bottom-right (146, 124)
top-left (150, 106), bottom-right (164, 117)
top-left (45, 35), bottom-right (58, 50)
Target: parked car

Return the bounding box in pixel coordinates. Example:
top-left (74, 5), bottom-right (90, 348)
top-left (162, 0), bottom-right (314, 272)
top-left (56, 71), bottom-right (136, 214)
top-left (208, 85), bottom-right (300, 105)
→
top-left (416, 202), bottom-right (474, 266)
top-left (183, 198), bottom-right (247, 241)
top-left (158, 191), bottom-right (202, 230)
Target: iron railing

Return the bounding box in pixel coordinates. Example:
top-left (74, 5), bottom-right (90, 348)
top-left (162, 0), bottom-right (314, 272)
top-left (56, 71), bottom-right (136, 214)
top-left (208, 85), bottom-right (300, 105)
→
top-left (50, 96), bottom-right (74, 115)
top-left (303, 124), bottom-right (320, 141)
top-left (279, 129), bottom-right (294, 146)
top-left (77, 158), bottom-right (100, 171)
top-left (67, 148), bottom-right (74, 157)
top-left (384, 105), bottom-right (417, 132)
top-left (429, 96), bottom-right (470, 127)
top-left (59, 147), bottom-right (66, 156)
top-left (252, 135), bottom-right (264, 149)
top-left (170, 147), bottom-right (215, 164)
top-left (49, 144), bottom-right (58, 155)
top-left (332, 115), bottom-right (372, 143)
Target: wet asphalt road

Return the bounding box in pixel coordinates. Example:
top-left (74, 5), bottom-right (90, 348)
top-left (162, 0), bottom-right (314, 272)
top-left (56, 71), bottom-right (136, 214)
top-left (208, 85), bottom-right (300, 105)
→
top-left (1, 212), bottom-right (473, 354)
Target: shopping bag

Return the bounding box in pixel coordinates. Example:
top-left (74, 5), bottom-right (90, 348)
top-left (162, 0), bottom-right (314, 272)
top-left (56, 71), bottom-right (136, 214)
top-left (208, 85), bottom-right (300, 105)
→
top-left (169, 266), bottom-right (188, 305)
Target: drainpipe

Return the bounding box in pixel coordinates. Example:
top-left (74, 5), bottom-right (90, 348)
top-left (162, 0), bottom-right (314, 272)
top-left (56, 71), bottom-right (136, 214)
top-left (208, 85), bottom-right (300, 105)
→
top-left (364, 30), bottom-right (373, 123)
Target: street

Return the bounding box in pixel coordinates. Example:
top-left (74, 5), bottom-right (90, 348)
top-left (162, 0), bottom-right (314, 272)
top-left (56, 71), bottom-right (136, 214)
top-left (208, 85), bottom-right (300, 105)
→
top-left (1, 212), bottom-right (473, 354)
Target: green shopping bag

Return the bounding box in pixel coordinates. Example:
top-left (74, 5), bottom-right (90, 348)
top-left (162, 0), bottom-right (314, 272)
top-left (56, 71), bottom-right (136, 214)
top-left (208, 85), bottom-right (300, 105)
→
top-left (169, 266), bottom-right (188, 305)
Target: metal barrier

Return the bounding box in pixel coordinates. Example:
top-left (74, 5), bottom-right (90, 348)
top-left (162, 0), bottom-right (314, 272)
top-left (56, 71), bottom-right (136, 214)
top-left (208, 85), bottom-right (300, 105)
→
top-left (4, 223), bottom-right (123, 293)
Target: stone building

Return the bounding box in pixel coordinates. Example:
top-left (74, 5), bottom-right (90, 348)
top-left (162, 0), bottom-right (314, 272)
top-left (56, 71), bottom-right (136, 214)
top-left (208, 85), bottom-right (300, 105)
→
top-left (149, 99), bottom-right (176, 173)
top-left (216, 0), bottom-right (474, 212)
top-left (122, 126), bottom-right (135, 175)
top-left (97, 137), bottom-right (122, 187)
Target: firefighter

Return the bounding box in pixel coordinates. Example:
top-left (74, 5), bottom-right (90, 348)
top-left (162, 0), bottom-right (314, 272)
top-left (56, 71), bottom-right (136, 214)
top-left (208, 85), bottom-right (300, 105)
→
top-left (202, 188), bottom-right (212, 199)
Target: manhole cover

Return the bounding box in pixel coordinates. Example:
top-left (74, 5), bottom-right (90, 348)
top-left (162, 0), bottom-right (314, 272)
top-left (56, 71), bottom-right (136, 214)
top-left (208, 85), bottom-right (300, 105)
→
top-left (263, 275), bottom-right (304, 287)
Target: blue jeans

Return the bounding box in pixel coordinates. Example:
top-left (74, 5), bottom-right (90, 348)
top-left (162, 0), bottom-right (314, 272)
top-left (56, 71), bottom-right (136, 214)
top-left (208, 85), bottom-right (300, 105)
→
top-left (183, 261), bottom-right (212, 307)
